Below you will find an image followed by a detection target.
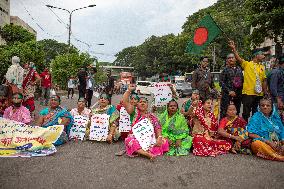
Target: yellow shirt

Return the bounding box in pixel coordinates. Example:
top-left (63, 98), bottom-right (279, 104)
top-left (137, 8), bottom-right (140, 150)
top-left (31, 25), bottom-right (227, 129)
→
top-left (241, 60), bottom-right (266, 96)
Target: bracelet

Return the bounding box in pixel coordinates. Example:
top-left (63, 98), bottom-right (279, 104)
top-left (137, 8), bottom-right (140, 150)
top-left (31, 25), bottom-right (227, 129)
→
top-left (229, 134), bottom-right (232, 139)
top-left (158, 136), bottom-right (163, 138)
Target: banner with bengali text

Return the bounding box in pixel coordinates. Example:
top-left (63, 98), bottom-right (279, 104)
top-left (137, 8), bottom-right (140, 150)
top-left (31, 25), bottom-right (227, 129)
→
top-left (0, 118), bottom-right (63, 157)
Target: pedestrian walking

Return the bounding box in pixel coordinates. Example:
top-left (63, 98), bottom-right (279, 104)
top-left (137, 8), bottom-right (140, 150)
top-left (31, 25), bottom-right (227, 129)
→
top-left (219, 53), bottom-right (243, 119)
top-left (192, 56), bottom-right (215, 101)
top-left (229, 41), bottom-right (268, 122)
top-left (40, 68), bottom-right (52, 106)
top-left (85, 67), bottom-right (96, 108)
top-left (67, 76), bottom-right (75, 99)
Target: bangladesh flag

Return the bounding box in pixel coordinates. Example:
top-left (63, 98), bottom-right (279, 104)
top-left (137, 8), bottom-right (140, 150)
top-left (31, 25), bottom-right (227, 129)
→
top-left (186, 15), bottom-right (221, 54)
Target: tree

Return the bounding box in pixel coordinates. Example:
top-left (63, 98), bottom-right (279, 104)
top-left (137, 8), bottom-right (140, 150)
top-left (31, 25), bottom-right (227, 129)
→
top-left (245, 0), bottom-right (284, 55)
top-left (38, 39), bottom-right (78, 64)
top-left (50, 52), bottom-right (95, 89)
top-left (0, 24), bottom-right (35, 45)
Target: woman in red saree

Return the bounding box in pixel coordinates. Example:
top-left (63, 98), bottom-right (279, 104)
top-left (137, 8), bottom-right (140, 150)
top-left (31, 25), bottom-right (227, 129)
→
top-left (218, 104), bottom-right (251, 154)
top-left (22, 62), bottom-right (41, 113)
top-left (189, 98), bottom-right (231, 157)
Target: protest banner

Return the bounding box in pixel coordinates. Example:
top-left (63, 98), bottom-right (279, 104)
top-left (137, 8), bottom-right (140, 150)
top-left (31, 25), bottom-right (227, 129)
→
top-left (119, 107), bottom-right (131, 132)
top-left (152, 82), bottom-right (173, 107)
top-left (132, 118), bottom-right (156, 151)
top-left (0, 118), bottom-right (63, 157)
top-left (89, 114), bottom-right (110, 141)
top-left (69, 115), bottom-right (89, 140)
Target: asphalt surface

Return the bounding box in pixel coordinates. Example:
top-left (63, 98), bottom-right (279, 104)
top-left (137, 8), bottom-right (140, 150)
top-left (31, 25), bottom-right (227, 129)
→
top-left (0, 93), bottom-right (284, 189)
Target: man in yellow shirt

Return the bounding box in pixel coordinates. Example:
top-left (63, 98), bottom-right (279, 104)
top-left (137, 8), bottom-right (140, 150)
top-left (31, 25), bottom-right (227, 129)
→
top-left (229, 41), bottom-right (268, 121)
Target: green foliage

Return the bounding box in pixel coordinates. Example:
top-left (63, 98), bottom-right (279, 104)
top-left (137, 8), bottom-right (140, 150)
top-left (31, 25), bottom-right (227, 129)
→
top-left (0, 24), bottom-right (36, 45)
top-left (38, 39), bottom-right (78, 65)
top-left (245, 0), bottom-right (284, 51)
top-left (50, 52), bottom-right (94, 89)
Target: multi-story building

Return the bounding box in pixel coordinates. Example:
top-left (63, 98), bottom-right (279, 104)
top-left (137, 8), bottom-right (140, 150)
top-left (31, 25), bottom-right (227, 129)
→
top-left (0, 0), bottom-right (10, 45)
top-left (10, 16), bottom-right (37, 38)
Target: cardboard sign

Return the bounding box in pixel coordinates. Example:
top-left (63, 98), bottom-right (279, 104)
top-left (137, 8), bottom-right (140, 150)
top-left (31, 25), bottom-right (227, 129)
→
top-left (89, 114), bottom-right (110, 141)
top-left (119, 107), bottom-right (131, 132)
top-left (132, 118), bottom-right (156, 151)
top-left (153, 82), bottom-right (172, 107)
top-left (0, 118), bottom-right (63, 157)
top-left (69, 115), bottom-right (89, 140)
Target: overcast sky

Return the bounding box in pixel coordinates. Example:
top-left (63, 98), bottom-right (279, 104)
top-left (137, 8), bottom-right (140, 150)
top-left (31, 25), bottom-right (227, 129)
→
top-left (11, 0), bottom-right (217, 62)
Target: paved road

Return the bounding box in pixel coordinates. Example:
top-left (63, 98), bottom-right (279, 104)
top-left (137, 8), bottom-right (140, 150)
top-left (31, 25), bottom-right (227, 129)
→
top-left (0, 93), bottom-right (283, 189)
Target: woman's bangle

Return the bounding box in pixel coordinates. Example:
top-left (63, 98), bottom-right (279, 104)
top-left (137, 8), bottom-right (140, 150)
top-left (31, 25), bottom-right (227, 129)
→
top-left (158, 136), bottom-right (162, 138)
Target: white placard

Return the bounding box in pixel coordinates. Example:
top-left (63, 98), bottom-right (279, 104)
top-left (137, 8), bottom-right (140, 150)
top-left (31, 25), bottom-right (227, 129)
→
top-left (119, 107), bottom-right (132, 132)
top-left (69, 115), bottom-right (89, 140)
top-left (132, 118), bottom-right (156, 151)
top-left (153, 82), bottom-right (172, 107)
top-left (89, 114), bottom-right (110, 141)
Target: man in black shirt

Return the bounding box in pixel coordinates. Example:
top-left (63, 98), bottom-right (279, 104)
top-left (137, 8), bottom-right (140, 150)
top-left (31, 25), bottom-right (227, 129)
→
top-left (219, 53), bottom-right (243, 118)
top-left (77, 67), bottom-right (87, 99)
top-left (105, 70), bottom-right (114, 104)
top-left (192, 56), bottom-right (214, 101)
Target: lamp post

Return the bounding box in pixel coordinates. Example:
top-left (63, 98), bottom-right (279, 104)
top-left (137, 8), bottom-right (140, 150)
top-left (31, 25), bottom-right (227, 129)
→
top-left (46, 4), bottom-right (96, 46)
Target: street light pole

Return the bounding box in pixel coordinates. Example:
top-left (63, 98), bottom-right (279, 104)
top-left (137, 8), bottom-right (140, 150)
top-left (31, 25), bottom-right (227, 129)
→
top-left (46, 4), bottom-right (96, 46)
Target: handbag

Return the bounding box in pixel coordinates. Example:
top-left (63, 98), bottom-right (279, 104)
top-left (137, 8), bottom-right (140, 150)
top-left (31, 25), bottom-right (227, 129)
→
top-left (254, 64), bottom-right (262, 94)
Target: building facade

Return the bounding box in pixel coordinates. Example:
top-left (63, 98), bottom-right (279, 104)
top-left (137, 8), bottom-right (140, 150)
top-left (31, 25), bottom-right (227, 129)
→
top-left (10, 16), bottom-right (37, 38)
top-left (0, 0), bottom-right (10, 45)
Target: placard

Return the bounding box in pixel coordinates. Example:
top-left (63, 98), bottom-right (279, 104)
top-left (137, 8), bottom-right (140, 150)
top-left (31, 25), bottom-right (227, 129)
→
top-left (132, 118), bottom-right (156, 151)
top-left (153, 82), bottom-right (172, 107)
top-left (89, 114), bottom-right (110, 141)
top-left (0, 118), bottom-right (63, 157)
top-left (69, 115), bottom-right (89, 140)
top-left (119, 107), bottom-right (131, 132)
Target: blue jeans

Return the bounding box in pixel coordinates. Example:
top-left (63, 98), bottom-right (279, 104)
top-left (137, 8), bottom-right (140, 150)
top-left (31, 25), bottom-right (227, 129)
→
top-left (41, 87), bottom-right (50, 105)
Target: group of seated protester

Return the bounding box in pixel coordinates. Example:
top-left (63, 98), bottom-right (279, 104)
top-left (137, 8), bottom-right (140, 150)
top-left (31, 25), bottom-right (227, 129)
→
top-left (1, 85), bottom-right (283, 162)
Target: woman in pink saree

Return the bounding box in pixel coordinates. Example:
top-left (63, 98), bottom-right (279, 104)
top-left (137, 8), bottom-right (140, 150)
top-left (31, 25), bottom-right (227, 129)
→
top-left (122, 84), bottom-right (169, 160)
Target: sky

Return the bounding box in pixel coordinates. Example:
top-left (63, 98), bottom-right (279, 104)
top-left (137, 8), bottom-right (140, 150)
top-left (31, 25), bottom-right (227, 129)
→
top-left (11, 0), bottom-right (217, 62)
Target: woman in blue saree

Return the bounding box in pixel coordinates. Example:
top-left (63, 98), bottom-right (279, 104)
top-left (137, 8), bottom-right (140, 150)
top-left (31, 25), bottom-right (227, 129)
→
top-left (247, 98), bottom-right (284, 161)
top-left (37, 95), bottom-right (74, 146)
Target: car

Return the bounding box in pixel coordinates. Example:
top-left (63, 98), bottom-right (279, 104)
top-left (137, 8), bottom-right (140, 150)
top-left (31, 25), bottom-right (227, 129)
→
top-left (176, 82), bottom-right (192, 97)
top-left (135, 81), bottom-right (153, 95)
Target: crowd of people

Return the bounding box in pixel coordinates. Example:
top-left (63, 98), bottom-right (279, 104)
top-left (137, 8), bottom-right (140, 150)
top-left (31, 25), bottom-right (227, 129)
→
top-left (0, 41), bottom-right (284, 162)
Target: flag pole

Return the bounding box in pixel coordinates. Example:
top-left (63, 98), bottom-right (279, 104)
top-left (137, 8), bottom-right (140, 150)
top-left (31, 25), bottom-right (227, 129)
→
top-left (208, 14), bottom-right (231, 41)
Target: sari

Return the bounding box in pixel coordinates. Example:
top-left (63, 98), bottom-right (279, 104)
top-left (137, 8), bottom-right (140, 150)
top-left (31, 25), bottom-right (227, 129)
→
top-left (247, 106), bottom-right (284, 161)
top-left (190, 104), bottom-right (231, 157)
top-left (91, 105), bottom-right (120, 140)
top-left (39, 107), bottom-right (74, 146)
top-left (22, 68), bottom-right (38, 112)
top-left (159, 109), bottom-right (192, 156)
top-left (219, 117), bottom-right (251, 154)
top-left (125, 110), bottom-right (169, 157)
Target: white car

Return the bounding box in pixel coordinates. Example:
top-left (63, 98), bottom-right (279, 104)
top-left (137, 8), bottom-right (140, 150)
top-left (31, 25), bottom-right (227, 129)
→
top-left (135, 81), bottom-right (154, 95)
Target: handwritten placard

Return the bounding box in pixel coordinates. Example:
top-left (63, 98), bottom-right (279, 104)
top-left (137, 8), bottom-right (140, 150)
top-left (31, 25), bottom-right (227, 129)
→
top-left (89, 114), bottom-right (110, 141)
top-left (153, 82), bottom-right (172, 107)
top-left (132, 118), bottom-right (156, 151)
top-left (69, 115), bottom-right (89, 140)
top-left (119, 107), bottom-right (131, 132)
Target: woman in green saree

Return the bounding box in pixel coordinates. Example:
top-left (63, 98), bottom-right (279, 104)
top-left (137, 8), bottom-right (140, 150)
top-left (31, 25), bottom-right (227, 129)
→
top-left (160, 100), bottom-right (192, 156)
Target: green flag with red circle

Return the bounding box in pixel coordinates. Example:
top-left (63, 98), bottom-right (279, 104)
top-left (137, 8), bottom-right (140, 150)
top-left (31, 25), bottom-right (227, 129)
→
top-left (186, 15), bottom-right (221, 54)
